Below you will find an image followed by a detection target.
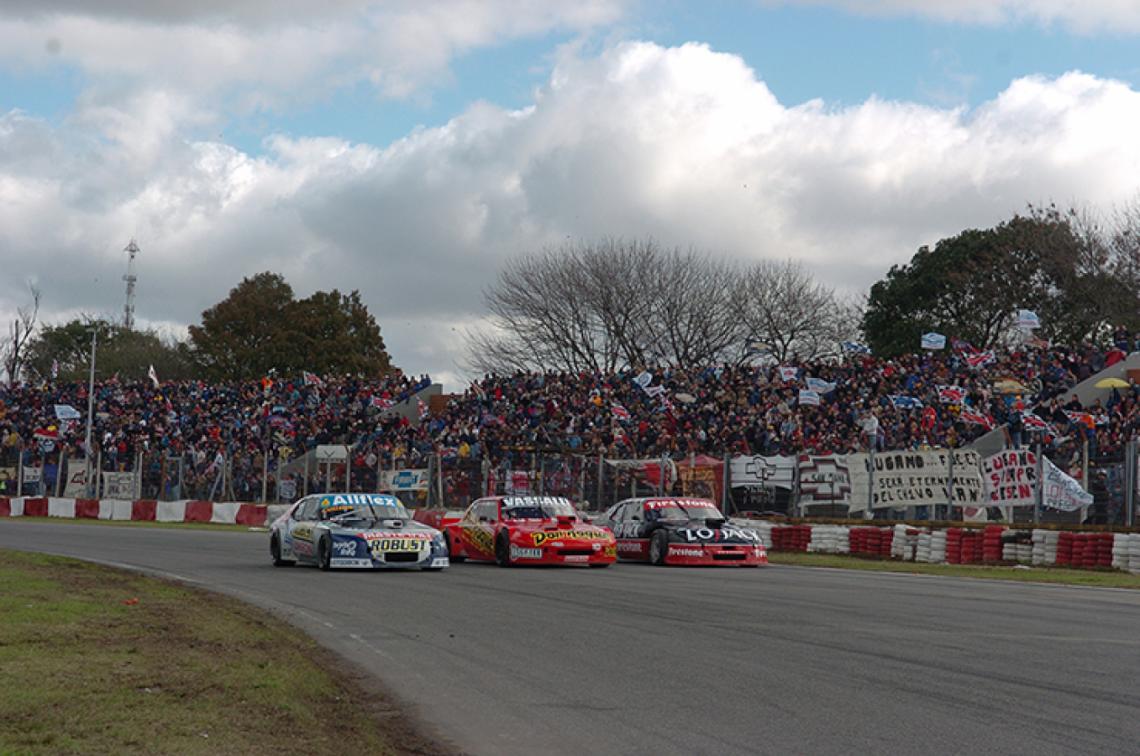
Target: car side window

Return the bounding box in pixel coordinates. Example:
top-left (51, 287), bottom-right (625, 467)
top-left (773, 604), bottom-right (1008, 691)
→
top-left (482, 502), bottom-right (498, 522)
top-left (301, 498), bottom-right (319, 521)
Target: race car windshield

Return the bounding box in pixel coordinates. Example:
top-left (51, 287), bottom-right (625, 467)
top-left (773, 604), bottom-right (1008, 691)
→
top-left (502, 500), bottom-right (577, 519)
top-left (322, 503), bottom-right (409, 521)
top-left (647, 504), bottom-right (723, 521)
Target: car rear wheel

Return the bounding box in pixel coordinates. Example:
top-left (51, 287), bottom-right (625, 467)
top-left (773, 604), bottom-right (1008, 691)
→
top-left (317, 536), bottom-right (332, 571)
top-left (649, 530), bottom-right (670, 566)
top-left (270, 534), bottom-right (294, 567)
top-left (495, 531), bottom-right (512, 567)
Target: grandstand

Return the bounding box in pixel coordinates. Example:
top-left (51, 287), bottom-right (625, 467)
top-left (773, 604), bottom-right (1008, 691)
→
top-left (0, 336), bottom-right (1136, 525)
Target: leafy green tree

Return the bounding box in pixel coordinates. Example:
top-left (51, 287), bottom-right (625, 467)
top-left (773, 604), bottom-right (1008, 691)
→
top-left (862, 213), bottom-right (1095, 356)
top-left (291, 290), bottom-right (390, 375)
top-left (188, 272), bottom-right (391, 379)
top-left (188, 273), bottom-right (298, 380)
top-left (25, 317), bottom-right (194, 382)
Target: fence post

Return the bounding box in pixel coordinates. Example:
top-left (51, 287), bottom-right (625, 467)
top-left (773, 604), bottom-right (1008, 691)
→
top-left (658, 456), bottom-right (665, 496)
top-left (578, 457), bottom-right (586, 505)
top-left (376, 453), bottom-right (383, 493)
top-left (722, 454), bottom-right (731, 516)
top-left (595, 453), bottom-right (603, 512)
top-left (538, 453), bottom-right (545, 496)
top-left (135, 450), bottom-right (143, 499)
top-left (867, 444), bottom-right (875, 520)
top-left (435, 452), bottom-right (443, 509)
top-left (261, 447), bottom-right (270, 503)
top-left (944, 450), bottom-right (954, 523)
top-left (346, 450), bottom-right (353, 493)
top-left (303, 453), bottom-right (310, 497)
top-left (1034, 442), bottom-right (1043, 525)
top-left (96, 451), bottom-right (102, 498)
top-left (1127, 438), bottom-right (1136, 527)
top-left (1081, 438), bottom-right (1089, 491)
top-left (17, 450), bottom-right (23, 497)
top-left (56, 448), bottom-right (66, 497)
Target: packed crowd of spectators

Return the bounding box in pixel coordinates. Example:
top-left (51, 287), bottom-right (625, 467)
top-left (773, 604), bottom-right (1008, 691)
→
top-left (0, 333), bottom-right (1135, 501)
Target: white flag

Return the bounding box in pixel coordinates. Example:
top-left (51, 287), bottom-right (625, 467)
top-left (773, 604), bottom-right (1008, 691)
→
top-left (921, 332), bottom-right (946, 350)
top-left (147, 364), bottom-right (160, 388)
top-left (1043, 457), bottom-right (1093, 512)
top-left (798, 389), bottom-right (821, 406)
top-left (54, 404), bottom-right (82, 421)
top-left (1016, 309), bottom-right (1041, 329)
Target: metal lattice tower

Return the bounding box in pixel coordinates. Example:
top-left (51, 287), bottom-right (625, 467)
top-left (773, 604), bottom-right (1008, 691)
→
top-left (122, 239), bottom-right (140, 330)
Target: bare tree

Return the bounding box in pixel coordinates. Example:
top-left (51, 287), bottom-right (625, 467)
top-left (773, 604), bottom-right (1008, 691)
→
top-left (3, 283), bottom-right (41, 386)
top-left (466, 239), bottom-right (747, 373)
top-left (734, 260), bottom-right (851, 362)
top-left (643, 247), bottom-right (740, 366)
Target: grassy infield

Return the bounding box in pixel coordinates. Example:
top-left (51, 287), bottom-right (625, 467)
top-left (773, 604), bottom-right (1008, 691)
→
top-left (0, 548), bottom-right (445, 756)
top-left (1, 518), bottom-right (1137, 754)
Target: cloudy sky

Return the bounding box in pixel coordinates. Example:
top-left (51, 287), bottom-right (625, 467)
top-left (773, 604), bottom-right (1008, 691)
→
top-left (2, 1), bottom-right (1139, 387)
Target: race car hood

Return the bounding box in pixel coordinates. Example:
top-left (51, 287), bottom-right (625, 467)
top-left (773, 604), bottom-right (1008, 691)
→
top-left (510, 518), bottom-right (613, 544)
top-left (662, 520), bottom-right (764, 545)
top-left (327, 518), bottom-right (439, 536)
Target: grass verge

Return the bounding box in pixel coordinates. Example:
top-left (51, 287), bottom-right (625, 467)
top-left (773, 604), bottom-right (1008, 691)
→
top-left (2, 517), bottom-right (257, 532)
top-left (768, 551), bottom-right (1140, 589)
top-left (0, 549), bottom-right (450, 755)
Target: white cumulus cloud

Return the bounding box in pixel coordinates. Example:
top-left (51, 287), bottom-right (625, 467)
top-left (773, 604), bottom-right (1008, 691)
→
top-left (2, 42), bottom-right (1140, 383)
top-left (765, 1), bottom-right (1140, 34)
top-left (0, 1), bottom-right (629, 106)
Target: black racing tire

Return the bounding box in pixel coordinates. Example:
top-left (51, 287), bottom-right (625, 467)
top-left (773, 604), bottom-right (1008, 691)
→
top-left (270, 534), bottom-right (294, 567)
top-left (444, 533), bottom-right (466, 563)
top-left (649, 530), bottom-right (670, 566)
top-left (495, 531), bottom-right (513, 567)
top-left (317, 535), bottom-right (332, 571)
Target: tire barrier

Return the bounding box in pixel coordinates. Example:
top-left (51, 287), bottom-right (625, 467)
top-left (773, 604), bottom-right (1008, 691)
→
top-left (0, 496), bottom-right (268, 526)
top-left (1031, 530), bottom-right (1058, 566)
top-left (1111, 533), bottom-right (1129, 571)
top-left (890, 524), bottom-right (922, 561)
top-left (929, 530), bottom-right (947, 563)
top-left (848, 527), bottom-right (894, 558)
top-left (806, 524), bottom-right (849, 554)
top-left (983, 525), bottom-right (1004, 564)
top-left (770, 525), bottom-right (812, 552)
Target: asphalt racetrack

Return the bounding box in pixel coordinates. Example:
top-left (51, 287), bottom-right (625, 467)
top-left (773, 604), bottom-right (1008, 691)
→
top-left (2, 521), bottom-right (1138, 755)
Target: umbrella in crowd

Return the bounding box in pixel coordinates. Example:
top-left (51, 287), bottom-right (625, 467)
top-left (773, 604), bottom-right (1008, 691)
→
top-left (993, 379), bottom-right (1028, 394)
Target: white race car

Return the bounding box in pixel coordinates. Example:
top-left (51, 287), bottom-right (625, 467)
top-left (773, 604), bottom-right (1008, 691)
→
top-left (270, 493), bottom-right (449, 571)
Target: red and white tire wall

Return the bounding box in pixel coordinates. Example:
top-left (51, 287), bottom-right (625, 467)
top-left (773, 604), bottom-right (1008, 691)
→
top-left (0, 496), bottom-right (270, 526)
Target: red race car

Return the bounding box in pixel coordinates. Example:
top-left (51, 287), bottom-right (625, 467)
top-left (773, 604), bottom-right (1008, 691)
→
top-left (445, 496), bottom-right (616, 567)
top-left (597, 497), bottom-right (767, 566)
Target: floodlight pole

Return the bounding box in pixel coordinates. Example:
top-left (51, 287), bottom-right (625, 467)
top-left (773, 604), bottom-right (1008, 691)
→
top-left (83, 329), bottom-right (97, 495)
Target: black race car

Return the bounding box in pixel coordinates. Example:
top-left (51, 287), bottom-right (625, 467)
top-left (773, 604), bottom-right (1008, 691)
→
top-left (597, 497), bottom-right (767, 566)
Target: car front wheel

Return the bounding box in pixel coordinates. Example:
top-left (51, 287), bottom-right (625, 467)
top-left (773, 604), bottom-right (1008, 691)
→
top-left (317, 536), bottom-right (332, 571)
top-left (445, 533), bottom-right (465, 563)
top-left (495, 532), bottom-right (512, 567)
top-left (649, 530), bottom-right (670, 566)
top-left (270, 534), bottom-right (294, 567)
